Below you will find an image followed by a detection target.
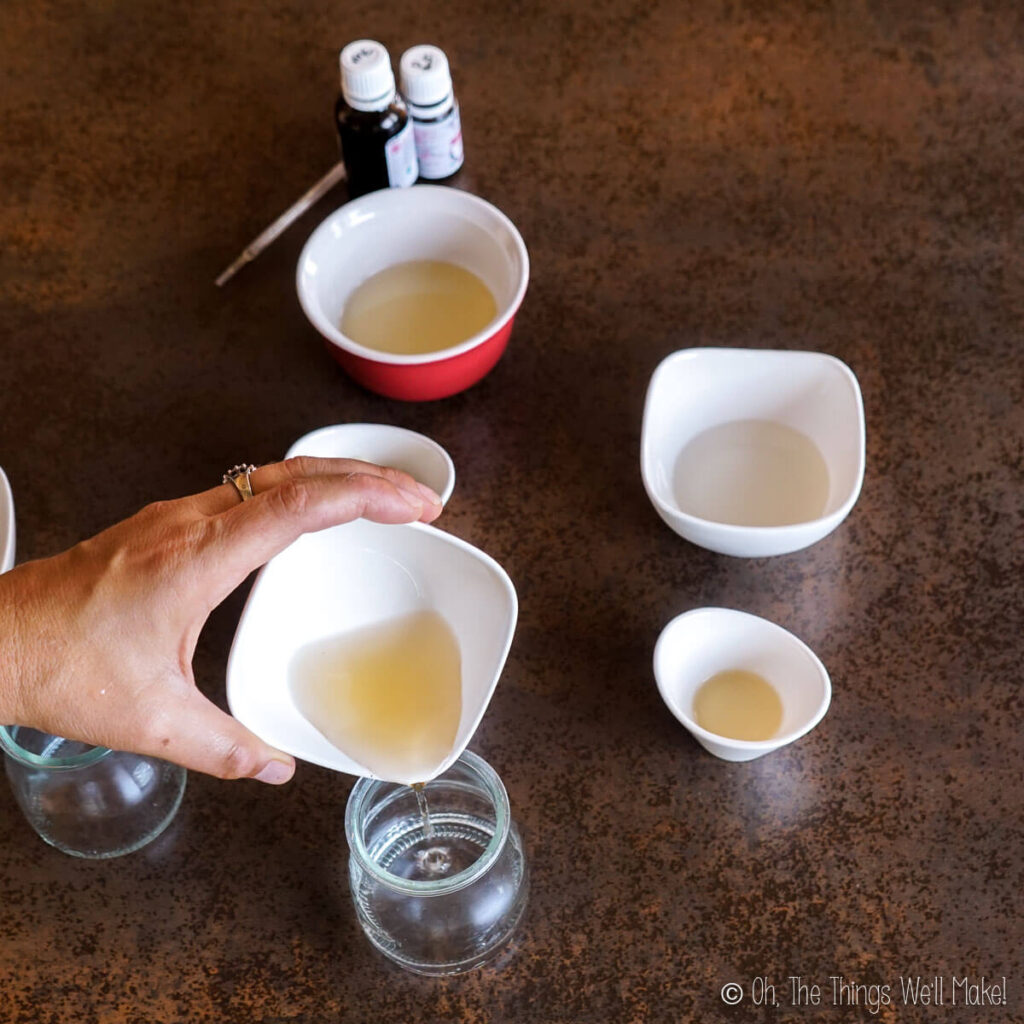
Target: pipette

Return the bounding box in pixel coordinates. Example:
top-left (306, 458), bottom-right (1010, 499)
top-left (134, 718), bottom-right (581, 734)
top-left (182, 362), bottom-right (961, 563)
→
top-left (215, 161), bottom-right (348, 287)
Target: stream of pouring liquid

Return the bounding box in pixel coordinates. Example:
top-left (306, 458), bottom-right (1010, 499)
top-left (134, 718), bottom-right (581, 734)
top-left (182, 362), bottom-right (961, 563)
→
top-left (289, 609), bottom-right (462, 784)
top-left (412, 782), bottom-right (435, 838)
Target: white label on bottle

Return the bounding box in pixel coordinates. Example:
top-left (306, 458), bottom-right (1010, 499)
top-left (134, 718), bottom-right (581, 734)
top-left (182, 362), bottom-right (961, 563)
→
top-left (385, 119), bottom-right (419, 188)
top-left (413, 103), bottom-right (464, 179)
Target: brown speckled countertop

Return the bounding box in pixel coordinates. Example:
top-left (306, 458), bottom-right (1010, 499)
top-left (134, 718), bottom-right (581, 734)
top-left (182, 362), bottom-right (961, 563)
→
top-left (2, 2), bottom-right (1022, 1021)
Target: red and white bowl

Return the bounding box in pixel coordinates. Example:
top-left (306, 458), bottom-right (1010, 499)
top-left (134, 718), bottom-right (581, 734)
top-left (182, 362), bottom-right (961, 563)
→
top-left (296, 185), bottom-right (529, 401)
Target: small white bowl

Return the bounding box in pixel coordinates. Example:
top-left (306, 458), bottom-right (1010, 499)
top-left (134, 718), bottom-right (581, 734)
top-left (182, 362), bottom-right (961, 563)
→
top-left (0, 467), bottom-right (14, 574)
top-left (226, 517), bottom-right (516, 783)
top-left (286, 423), bottom-right (456, 506)
top-left (654, 607), bottom-right (831, 762)
top-left (641, 348), bottom-right (866, 557)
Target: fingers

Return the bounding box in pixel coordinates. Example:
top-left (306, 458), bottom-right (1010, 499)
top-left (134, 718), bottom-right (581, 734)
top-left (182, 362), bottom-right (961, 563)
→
top-left (199, 470), bottom-right (437, 608)
top-left (142, 687), bottom-right (296, 784)
top-left (192, 457), bottom-right (443, 520)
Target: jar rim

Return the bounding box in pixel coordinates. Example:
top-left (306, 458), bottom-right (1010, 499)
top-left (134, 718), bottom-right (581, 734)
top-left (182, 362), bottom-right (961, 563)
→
top-left (0, 726), bottom-right (112, 769)
top-left (345, 750), bottom-right (510, 897)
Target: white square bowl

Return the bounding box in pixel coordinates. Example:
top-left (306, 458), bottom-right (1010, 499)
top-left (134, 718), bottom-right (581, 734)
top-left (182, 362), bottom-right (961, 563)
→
top-left (226, 518), bottom-right (517, 782)
top-left (641, 348), bottom-right (865, 557)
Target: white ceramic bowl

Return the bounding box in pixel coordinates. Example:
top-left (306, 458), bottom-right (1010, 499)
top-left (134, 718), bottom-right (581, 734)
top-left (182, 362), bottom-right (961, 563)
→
top-left (286, 423), bottom-right (456, 506)
top-left (654, 607), bottom-right (831, 762)
top-left (297, 185), bottom-right (529, 401)
top-left (641, 348), bottom-right (866, 557)
top-left (0, 467), bottom-right (14, 573)
top-left (226, 518), bottom-right (517, 782)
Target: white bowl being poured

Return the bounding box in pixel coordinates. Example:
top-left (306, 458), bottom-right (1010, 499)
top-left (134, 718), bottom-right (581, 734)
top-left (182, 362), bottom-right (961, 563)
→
top-left (227, 427), bottom-right (515, 783)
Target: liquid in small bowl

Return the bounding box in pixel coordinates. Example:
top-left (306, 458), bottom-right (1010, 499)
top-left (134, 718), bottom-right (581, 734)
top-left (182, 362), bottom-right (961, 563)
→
top-left (691, 668), bottom-right (783, 742)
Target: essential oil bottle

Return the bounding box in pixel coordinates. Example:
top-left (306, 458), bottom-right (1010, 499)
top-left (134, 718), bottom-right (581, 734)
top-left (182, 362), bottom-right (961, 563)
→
top-left (399, 45), bottom-right (464, 181)
top-left (336, 40), bottom-right (418, 198)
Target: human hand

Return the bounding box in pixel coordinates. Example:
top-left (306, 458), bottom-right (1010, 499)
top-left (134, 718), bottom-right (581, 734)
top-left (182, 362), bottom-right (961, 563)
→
top-left (0, 457), bottom-right (442, 784)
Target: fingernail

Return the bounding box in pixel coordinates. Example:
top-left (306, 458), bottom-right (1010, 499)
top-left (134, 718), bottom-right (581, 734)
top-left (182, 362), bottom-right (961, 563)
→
top-left (254, 759), bottom-right (294, 785)
top-left (415, 482), bottom-right (443, 506)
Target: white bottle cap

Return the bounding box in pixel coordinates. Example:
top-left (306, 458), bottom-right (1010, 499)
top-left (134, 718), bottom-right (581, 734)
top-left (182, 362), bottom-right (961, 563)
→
top-left (399, 45), bottom-right (453, 110)
top-left (340, 40), bottom-right (397, 111)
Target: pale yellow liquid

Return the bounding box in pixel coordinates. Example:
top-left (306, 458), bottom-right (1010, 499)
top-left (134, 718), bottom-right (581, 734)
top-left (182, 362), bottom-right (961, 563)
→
top-left (673, 419), bottom-right (830, 527)
top-left (692, 669), bottom-right (784, 741)
top-left (340, 260), bottom-right (498, 355)
top-left (289, 609), bottom-right (462, 782)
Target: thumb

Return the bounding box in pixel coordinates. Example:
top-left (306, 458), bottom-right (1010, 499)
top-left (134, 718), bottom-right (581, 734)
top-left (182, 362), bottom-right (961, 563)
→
top-left (148, 690), bottom-right (295, 783)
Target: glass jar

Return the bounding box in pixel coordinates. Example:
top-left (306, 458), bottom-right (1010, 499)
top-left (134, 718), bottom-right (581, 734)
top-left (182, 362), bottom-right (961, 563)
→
top-left (0, 726), bottom-right (187, 858)
top-left (345, 750), bottom-right (528, 975)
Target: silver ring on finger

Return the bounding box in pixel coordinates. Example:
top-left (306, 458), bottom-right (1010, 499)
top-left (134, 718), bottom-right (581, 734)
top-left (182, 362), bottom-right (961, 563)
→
top-left (222, 463), bottom-right (258, 502)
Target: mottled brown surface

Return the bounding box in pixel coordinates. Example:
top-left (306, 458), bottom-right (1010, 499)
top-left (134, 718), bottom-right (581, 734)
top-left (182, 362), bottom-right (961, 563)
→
top-left (2, 1), bottom-right (1023, 1021)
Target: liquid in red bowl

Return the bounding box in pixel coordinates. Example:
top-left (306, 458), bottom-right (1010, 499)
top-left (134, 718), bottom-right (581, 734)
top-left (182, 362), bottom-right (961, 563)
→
top-left (297, 186), bottom-right (529, 401)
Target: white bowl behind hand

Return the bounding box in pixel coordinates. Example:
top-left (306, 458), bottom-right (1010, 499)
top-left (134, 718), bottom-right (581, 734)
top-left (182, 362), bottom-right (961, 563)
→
top-left (286, 423), bottom-right (455, 506)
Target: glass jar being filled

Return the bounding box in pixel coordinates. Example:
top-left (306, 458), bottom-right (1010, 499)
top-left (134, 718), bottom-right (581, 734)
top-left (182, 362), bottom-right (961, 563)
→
top-left (345, 750), bottom-right (528, 975)
top-left (0, 726), bottom-right (186, 858)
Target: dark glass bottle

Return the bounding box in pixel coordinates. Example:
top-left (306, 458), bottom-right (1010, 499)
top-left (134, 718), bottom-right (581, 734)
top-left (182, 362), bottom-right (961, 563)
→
top-left (336, 40), bottom-right (418, 199)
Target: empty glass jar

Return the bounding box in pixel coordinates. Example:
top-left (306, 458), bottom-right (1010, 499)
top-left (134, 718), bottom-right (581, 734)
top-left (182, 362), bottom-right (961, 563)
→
top-left (345, 750), bottom-right (528, 975)
top-left (0, 726), bottom-right (187, 858)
